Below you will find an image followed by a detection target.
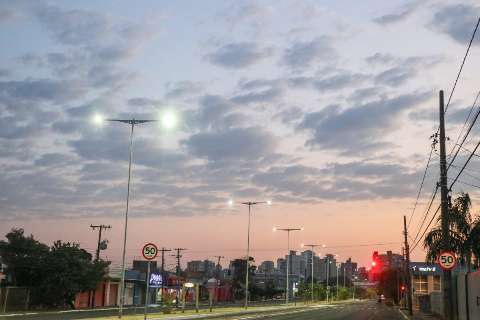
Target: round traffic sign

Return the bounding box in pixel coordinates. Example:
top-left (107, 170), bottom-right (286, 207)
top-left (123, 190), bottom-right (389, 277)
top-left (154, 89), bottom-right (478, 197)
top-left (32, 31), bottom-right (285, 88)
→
top-left (142, 243), bottom-right (158, 260)
top-left (438, 251), bottom-right (456, 270)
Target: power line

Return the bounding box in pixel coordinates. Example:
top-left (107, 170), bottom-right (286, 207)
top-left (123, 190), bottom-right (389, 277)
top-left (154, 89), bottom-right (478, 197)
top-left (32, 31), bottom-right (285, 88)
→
top-left (411, 184), bottom-right (439, 244)
top-left (447, 90), bottom-right (480, 170)
top-left (410, 205), bottom-right (440, 253)
top-left (444, 17), bottom-right (480, 115)
top-left (408, 146), bottom-right (435, 229)
top-left (448, 140), bottom-right (480, 191)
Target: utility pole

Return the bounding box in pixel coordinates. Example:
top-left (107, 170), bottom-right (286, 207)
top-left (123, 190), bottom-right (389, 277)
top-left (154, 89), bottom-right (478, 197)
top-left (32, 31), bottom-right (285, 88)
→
top-left (89, 224), bottom-right (111, 309)
top-left (439, 90), bottom-right (453, 320)
top-left (159, 248), bottom-right (171, 301)
top-left (172, 248), bottom-right (186, 307)
top-left (90, 224), bottom-right (111, 261)
top-left (214, 256), bottom-right (224, 278)
top-left (403, 216), bottom-right (413, 316)
top-left (214, 256), bottom-right (224, 269)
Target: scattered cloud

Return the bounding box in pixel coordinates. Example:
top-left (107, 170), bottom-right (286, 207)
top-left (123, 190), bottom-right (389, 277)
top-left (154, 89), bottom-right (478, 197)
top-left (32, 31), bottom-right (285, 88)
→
top-left (282, 36), bottom-right (337, 70)
top-left (182, 127), bottom-right (277, 162)
top-left (297, 92), bottom-right (431, 155)
top-left (206, 42), bottom-right (273, 69)
top-left (430, 4), bottom-right (480, 45)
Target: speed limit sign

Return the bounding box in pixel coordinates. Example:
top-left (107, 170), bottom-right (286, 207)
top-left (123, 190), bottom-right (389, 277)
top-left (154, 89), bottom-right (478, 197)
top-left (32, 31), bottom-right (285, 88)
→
top-left (438, 251), bottom-right (456, 270)
top-left (142, 243), bottom-right (158, 260)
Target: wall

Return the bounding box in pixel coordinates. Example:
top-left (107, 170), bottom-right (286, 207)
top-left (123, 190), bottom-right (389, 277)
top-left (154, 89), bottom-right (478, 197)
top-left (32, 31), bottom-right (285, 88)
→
top-left (467, 271), bottom-right (480, 320)
top-left (429, 292), bottom-right (444, 317)
top-left (457, 273), bottom-right (468, 320)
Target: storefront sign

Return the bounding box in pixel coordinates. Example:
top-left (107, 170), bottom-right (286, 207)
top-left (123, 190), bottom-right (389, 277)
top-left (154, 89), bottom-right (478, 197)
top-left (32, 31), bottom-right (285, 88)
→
top-left (149, 273), bottom-right (163, 287)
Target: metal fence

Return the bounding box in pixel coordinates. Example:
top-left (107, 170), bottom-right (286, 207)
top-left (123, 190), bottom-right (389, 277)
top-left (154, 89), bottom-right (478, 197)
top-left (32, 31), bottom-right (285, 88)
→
top-left (0, 287), bottom-right (30, 313)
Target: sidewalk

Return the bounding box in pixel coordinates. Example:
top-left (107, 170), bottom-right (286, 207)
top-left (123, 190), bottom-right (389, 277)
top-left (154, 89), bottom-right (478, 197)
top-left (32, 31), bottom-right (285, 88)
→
top-left (398, 309), bottom-right (441, 320)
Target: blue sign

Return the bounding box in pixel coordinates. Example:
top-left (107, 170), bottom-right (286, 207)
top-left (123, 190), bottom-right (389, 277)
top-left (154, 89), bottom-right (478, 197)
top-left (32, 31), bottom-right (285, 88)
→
top-left (149, 273), bottom-right (163, 287)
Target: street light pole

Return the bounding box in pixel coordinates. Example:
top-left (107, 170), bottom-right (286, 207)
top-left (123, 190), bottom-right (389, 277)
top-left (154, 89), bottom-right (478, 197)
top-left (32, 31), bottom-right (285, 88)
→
top-left (274, 227), bottom-right (302, 305)
top-left (302, 244), bottom-right (325, 302)
top-left (326, 257), bottom-right (330, 303)
top-left (237, 201), bottom-right (271, 309)
top-left (105, 119), bottom-right (157, 319)
top-left (336, 262), bottom-right (339, 300)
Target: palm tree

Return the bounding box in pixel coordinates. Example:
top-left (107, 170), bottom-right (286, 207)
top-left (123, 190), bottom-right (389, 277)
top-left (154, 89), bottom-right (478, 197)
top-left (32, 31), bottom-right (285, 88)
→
top-left (424, 193), bottom-right (480, 271)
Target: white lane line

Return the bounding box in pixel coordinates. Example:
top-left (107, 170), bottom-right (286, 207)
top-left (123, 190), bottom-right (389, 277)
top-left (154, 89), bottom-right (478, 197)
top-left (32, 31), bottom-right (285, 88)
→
top-left (398, 309), bottom-right (409, 320)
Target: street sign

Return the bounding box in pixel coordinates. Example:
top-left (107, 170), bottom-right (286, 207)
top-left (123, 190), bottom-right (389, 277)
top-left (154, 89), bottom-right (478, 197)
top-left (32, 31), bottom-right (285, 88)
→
top-left (142, 243), bottom-right (158, 260)
top-left (438, 251), bottom-right (457, 270)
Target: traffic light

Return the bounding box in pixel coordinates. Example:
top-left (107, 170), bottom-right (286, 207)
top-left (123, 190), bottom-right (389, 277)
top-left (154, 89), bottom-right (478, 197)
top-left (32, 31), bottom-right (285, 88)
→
top-left (371, 251), bottom-right (380, 269)
top-left (401, 285), bottom-right (406, 292)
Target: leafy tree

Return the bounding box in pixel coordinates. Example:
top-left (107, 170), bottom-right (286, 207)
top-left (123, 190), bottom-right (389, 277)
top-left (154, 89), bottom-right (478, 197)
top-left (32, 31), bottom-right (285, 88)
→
top-left (424, 193), bottom-right (480, 271)
top-left (376, 269), bottom-right (401, 304)
top-left (230, 257), bottom-right (255, 300)
top-left (35, 241), bottom-right (109, 307)
top-left (297, 281), bottom-right (326, 301)
top-left (0, 229), bottom-right (109, 308)
top-left (0, 228), bottom-right (49, 286)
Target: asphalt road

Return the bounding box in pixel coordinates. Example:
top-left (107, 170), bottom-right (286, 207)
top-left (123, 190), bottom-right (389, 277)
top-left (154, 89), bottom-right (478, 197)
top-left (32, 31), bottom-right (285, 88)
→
top-left (0, 300), bottom-right (408, 320)
top-left (219, 301), bottom-right (407, 320)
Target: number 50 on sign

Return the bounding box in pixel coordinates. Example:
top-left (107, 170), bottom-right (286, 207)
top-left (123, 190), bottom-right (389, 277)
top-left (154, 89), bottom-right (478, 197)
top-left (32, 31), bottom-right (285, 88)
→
top-left (438, 251), bottom-right (456, 270)
top-left (142, 243), bottom-right (158, 260)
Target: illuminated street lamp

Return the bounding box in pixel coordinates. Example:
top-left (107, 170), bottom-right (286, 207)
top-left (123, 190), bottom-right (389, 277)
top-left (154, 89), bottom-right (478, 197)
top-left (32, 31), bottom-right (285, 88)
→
top-left (274, 227), bottom-right (303, 304)
top-left (92, 111), bottom-right (177, 319)
top-left (228, 200), bottom-right (271, 309)
top-left (301, 243), bottom-right (326, 302)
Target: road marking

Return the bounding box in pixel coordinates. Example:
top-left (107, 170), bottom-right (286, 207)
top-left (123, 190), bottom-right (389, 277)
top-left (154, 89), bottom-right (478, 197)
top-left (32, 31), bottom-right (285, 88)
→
top-left (398, 309), bottom-right (409, 320)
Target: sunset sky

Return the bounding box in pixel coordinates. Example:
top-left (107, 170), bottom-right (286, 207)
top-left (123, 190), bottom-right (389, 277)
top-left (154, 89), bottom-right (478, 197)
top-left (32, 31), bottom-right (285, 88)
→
top-left (1, 0), bottom-right (480, 270)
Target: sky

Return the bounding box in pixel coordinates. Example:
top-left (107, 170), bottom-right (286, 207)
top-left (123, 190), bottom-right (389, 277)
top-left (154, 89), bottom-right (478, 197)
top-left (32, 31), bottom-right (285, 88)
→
top-left (1, 0), bottom-right (480, 271)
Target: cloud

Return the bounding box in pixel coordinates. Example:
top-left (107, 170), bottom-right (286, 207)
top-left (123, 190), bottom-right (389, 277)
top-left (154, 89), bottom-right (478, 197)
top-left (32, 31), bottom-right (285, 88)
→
top-left (182, 127), bottom-right (277, 162)
top-left (206, 42), bottom-right (273, 69)
top-left (366, 53), bottom-right (396, 65)
top-left (430, 4), bottom-right (480, 45)
top-left (186, 94), bottom-right (245, 131)
top-left (297, 92), bottom-right (431, 155)
top-left (314, 72), bottom-right (368, 92)
top-left (165, 81), bottom-right (204, 99)
top-left (372, 56), bottom-right (443, 87)
top-left (252, 160), bottom-right (420, 202)
top-left (374, 8), bottom-right (413, 25)
top-left (282, 36), bottom-right (337, 70)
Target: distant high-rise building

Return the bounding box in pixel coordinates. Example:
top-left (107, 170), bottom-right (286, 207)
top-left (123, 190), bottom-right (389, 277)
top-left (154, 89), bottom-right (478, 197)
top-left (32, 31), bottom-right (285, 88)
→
top-left (287, 250), bottom-right (302, 278)
top-left (277, 258), bottom-right (286, 274)
top-left (340, 257), bottom-right (358, 280)
top-left (187, 259), bottom-right (216, 277)
top-left (300, 250), bottom-right (321, 280)
top-left (259, 261), bottom-right (275, 274)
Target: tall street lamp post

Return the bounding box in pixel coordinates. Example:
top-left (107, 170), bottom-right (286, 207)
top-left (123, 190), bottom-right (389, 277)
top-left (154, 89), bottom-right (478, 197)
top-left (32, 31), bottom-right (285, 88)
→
top-left (326, 257), bottom-right (332, 303)
top-left (274, 227), bottom-right (303, 305)
top-left (301, 243), bottom-right (326, 302)
top-left (229, 200), bottom-right (271, 309)
top-left (93, 112), bottom-right (177, 319)
top-left (107, 119), bottom-right (156, 319)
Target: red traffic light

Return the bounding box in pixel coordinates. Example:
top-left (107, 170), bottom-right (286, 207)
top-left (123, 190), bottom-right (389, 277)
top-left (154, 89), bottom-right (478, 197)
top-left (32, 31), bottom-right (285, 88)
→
top-left (372, 261), bottom-right (377, 267)
top-left (401, 285), bottom-right (406, 291)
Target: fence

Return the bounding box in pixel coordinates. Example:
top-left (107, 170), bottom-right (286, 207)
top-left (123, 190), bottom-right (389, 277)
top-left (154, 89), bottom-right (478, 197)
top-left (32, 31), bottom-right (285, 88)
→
top-left (0, 287), bottom-right (30, 313)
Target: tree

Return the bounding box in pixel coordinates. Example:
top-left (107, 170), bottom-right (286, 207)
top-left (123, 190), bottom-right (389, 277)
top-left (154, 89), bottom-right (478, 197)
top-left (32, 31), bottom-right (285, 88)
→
top-left (0, 229), bottom-right (109, 308)
top-left (36, 241), bottom-right (109, 307)
top-left (376, 269), bottom-right (401, 304)
top-left (230, 257), bottom-right (255, 300)
top-left (424, 193), bottom-right (480, 271)
top-left (0, 228), bottom-right (49, 286)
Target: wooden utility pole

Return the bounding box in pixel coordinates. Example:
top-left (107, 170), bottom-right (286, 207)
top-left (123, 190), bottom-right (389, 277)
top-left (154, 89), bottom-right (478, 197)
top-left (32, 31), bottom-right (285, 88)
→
top-left (403, 216), bottom-right (413, 316)
top-left (439, 90), bottom-right (453, 319)
top-left (159, 248), bottom-right (171, 301)
top-left (90, 224), bottom-right (111, 261)
top-left (172, 248), bottom-right (186, 307)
